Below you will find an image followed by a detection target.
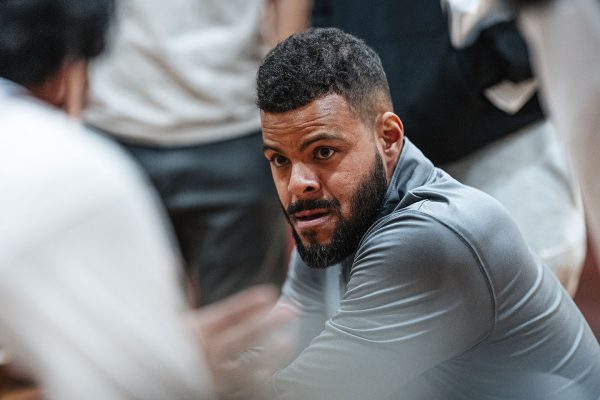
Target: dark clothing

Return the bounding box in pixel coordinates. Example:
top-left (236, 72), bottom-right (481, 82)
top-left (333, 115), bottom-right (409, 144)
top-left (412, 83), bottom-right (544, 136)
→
top-left (312, 0), bottom-right (544, 164)
top-left (97, 130), bottom-right (287, 306)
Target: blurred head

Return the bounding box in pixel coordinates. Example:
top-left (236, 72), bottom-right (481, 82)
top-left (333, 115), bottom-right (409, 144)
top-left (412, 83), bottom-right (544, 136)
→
top-left (258, 28), bottom-right (404, 268)
top-left (0, 0), bottom-right (114, 112)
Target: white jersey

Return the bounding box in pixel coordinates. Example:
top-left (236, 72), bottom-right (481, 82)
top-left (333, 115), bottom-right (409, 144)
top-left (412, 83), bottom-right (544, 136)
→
top-left (0, 78), bottom-right (214, 399)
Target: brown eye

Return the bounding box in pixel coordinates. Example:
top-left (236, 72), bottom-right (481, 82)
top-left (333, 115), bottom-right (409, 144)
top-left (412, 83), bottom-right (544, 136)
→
top-left (271, 154), bottom-right (289, 167)
top-left (315, 147), bottom-right (335, 160)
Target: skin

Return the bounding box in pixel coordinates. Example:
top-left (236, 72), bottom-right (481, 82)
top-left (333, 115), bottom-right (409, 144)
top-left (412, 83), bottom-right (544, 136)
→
top-left (262, 0), bottom-right (312, 46)
top-left (261, 93), bottom-right (404, 248)
top-left (28, 60), bottom-right (89, 119)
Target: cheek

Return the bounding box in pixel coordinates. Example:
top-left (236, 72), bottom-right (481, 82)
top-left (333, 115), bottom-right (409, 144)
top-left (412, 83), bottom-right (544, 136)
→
top-left (326, 151), bottom-right (375, 215)
top-left (323, 171), bottom-right (357, 214)
top-left (271, 169), bottom-right (291, 204)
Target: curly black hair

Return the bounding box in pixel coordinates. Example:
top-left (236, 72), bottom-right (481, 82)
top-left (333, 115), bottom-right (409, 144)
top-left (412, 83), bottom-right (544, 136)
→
top-left (257, 28), bottom-right (392, 125)
top-left (0, 0), bottom-right (114, 87)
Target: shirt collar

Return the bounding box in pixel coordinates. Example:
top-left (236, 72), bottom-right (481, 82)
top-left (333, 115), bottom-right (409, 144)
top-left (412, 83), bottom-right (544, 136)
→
top-left (378, 137), bottom-right (436, 218)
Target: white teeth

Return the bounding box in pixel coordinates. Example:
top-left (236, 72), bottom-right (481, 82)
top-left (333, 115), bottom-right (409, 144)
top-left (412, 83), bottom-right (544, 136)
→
top-left (297, 212), bottom-right (326, 221)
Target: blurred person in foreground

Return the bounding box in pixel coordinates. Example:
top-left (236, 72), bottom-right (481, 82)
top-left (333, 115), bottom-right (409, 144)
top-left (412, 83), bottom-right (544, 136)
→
top-left (0, 0), bottom-right (293, 399)
top-left (254, 28), bottom-right (600, 400)
top-left (84, 0), bottom-right (310, 306)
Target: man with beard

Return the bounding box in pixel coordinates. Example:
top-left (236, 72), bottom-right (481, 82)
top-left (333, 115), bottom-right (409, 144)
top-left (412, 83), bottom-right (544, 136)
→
top-left (256, 28), bottom-right (600, 400)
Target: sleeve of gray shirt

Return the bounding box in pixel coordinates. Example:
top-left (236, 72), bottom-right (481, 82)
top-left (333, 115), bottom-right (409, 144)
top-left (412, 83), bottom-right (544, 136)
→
top-left (277, 251), bottom-right (330, 361)
top-left (272, 211), bottom-right (494, 400)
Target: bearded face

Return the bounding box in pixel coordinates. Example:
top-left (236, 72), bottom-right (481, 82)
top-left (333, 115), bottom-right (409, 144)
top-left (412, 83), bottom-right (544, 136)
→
top-left (261, 94), bottom-right (402, 269)
top-left (286, 151), bottom-right (387, 268)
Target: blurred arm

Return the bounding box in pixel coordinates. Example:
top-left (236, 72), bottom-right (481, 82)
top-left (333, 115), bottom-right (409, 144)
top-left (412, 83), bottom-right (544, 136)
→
top-left (516, 0), bottom-right (600, 257)
top-left (263, 0), bottom-right (312, 47)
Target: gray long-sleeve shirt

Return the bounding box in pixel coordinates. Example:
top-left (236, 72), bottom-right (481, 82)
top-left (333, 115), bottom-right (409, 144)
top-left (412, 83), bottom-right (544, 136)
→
top-left (272, 139), bottom-right (600, 399)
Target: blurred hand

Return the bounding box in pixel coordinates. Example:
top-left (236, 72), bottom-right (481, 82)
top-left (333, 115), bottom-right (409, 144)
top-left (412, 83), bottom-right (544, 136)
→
top-left (190, 285), bottom-right (296, 400)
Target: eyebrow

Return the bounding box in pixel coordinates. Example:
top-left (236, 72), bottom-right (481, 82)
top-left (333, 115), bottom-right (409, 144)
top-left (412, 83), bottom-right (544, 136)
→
top-left (263, 132), bottom-right (347, 154)
top-left (299, 133), bottom-right (346, 151)
top-left (263, 143), bottom-right (283, 154)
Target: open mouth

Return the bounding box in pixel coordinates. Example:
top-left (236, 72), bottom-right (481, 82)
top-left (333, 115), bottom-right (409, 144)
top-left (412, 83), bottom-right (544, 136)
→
top-left (293, 208), bottom-right (330, 221)
top-left (295, 212), bottom-right (329, 221)
top-left (291, 208), bottom-right (333, 229)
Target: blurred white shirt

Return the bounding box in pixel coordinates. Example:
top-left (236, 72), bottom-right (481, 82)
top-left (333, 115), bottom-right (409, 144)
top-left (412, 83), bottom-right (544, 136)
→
top-left (85, 0), bottom-right (268, 146)
top-left (0, 78), bottom-right (214, 399)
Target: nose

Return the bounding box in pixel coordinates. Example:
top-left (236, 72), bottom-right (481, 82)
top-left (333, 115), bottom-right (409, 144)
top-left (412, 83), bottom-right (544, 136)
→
top-left (288, 162), bottom-right (320, 198)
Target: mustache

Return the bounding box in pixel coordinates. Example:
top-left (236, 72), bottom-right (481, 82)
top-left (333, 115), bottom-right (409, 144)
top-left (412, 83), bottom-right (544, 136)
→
top-left (286, 198), bottom-right (340, 216)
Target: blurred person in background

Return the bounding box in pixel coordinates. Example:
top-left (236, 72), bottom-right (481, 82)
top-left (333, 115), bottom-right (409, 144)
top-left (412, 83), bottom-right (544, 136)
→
top-left (0, 0), bottom-right (293, 398)
top-left (254, 28), bottom-right (600, 400)
top-left (311, 0), bottom-right (586, 297)
top-left (85, 0), bottom-right (309, 306)
top-left (509, 0), bottom-right (600, 267)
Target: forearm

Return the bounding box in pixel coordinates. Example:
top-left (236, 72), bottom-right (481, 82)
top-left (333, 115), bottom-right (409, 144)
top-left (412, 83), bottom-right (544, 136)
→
top-left (264, 0), bottom-right (312, 46)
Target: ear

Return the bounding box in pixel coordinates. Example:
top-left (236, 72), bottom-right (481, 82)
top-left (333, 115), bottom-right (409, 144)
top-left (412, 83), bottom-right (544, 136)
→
top-left (376, 111), bottom-right (404, 180)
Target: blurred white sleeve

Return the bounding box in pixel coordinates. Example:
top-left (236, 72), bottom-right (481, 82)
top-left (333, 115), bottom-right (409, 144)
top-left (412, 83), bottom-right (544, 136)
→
top-left (0, 122), bottom-right (214, 399)
top-left (517, 0), bottom-right (600, 256)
